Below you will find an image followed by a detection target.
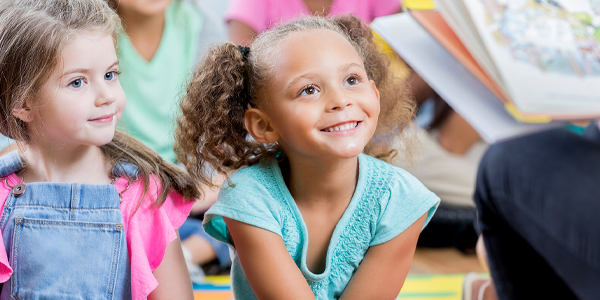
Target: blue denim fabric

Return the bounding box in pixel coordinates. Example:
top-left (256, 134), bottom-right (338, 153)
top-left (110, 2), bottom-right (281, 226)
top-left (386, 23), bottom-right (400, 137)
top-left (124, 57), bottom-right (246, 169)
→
top-left (0, 152), bottom-right (132, 299)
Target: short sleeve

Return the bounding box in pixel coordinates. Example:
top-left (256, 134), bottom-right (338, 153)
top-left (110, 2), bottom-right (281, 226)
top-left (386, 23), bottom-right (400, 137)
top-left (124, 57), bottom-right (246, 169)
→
top-left (203, 167), bottom-right (283, 247)
top-left (225, 0), bottom-right (268, 33)
top-left (370, 168), bottom-right (440, 246)
top-left (118, 176), bottom-right (193, 300)
top-left (371, 0), bottom-right (402, 19)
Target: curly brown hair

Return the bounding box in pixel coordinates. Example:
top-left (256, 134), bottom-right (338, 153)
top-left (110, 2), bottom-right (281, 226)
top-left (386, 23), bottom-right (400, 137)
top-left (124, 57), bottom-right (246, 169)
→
top-left (0, 0), bottom-right (200, 207)
top-left (175, 14), bottom-right (415, 189)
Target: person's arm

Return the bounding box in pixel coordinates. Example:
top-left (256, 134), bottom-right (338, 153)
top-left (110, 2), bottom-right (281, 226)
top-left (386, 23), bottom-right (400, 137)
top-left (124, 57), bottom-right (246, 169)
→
top-left (224, 217), bottom-right (316, 300)
top-left (148, 230), bottom-right (194, 300)
top-left (228, 19), bottom-right (258, 46)
top-left (190, 174), bottom-right (226, 215)
top-left (339, 213), bottom-right (427, 300)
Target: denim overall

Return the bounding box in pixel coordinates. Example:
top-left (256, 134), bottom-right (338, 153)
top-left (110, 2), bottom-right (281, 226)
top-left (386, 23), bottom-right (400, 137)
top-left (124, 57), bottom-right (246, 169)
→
top-left (0, 152), bottom-right (132, 299)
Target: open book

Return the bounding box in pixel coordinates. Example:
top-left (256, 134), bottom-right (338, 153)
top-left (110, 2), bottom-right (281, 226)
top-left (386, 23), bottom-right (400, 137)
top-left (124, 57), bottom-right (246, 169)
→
top-left (371, 13), bottom-right (561, 143)
top-left (423, 0), bottom-right (600, 122)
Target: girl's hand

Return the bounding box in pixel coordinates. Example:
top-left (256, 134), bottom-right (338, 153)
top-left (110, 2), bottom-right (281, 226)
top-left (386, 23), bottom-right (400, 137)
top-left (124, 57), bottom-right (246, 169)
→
top-left (224, 217), bottom-right (316, 300)
top-left (339, 213), bottom-right (428, 300)
top-left (148, 230), bottom-right (194, 300)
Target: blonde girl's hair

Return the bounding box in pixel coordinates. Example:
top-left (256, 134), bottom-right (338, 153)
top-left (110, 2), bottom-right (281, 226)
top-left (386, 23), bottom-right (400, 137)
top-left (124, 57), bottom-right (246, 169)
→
top-left (176, 15), bottom-right (416, 189)
top-left (0, 0), bottom-right (200, 206)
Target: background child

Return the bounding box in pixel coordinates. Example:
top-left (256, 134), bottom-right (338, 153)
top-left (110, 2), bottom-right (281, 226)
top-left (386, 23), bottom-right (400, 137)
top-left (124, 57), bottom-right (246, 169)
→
top-left (0, 0), bottom-right (198, 298)
top-left (226, 0), bottom-right (402, 46)
top-left (176, 15), bottom-right (440, 299)
top-left (107, 0), bottom-right (225, 164)
top-left (106, 0), bottom-right (231, 276)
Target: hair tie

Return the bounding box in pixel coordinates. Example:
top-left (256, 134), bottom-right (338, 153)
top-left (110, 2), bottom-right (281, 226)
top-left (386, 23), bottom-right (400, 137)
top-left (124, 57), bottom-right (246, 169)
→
top-left (237, 45), bottom-right (250, 61)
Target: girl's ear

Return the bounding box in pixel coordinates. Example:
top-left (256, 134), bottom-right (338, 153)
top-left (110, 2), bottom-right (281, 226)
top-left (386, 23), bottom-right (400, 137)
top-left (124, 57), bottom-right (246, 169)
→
top-left (244, 108), bottom-right (280, 143)
top-left (369, 79), bottom-right (380, 101)
top-left (12, 104), bottom-right (33, 123)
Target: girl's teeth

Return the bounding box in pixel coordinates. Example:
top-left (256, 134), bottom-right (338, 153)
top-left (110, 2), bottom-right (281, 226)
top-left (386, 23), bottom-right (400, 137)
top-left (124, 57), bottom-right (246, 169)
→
top-left (325, 122), bottom-right (357, 132)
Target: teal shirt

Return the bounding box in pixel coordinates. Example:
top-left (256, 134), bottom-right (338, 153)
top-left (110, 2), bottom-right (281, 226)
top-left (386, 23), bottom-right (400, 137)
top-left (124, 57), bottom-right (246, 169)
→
top-left (117, 2), bottom-right (202, 163)
top-left (204, 154), bottom-right (440, 299)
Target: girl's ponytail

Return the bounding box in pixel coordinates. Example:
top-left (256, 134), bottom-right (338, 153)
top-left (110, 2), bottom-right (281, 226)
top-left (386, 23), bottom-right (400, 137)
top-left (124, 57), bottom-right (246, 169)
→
top-left (175, 43), bottom-right (273, 188)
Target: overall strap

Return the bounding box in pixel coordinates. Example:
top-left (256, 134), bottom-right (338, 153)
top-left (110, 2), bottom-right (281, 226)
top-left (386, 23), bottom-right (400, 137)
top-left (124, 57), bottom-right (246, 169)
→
top-left (0, 151), bottom-right (23, 178)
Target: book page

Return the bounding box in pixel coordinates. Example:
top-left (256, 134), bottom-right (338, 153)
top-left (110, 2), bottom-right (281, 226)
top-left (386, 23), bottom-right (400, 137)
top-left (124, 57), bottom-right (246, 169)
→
top-left (371, 14), bottom-right (559, 143)
top-left (462, 0), bottom-right (600, 115)
top-left (410, 10), bottom-right (511, 104)
top-left (433, 0), bottom-right (506, 91)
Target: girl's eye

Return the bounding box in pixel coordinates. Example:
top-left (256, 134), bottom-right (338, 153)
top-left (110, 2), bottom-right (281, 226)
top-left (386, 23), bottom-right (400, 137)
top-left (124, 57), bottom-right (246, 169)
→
top-left (300, 85), bottom-right (319, 96)
top-left (69, 78), bottom-right (83, 88)
top-left (344, 75), bottom-right (360, 86)
top-left (105, 71), bottom-right (117, 81)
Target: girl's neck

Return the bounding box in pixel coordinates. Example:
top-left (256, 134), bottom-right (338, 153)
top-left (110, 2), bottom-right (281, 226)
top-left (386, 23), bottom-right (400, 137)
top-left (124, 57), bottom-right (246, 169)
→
top-left (283, 155), bottom-right (359, 207)
top-left (19, 142), bottom-right (112, 185)
top-left (118, 8), bottom-right (166, 62)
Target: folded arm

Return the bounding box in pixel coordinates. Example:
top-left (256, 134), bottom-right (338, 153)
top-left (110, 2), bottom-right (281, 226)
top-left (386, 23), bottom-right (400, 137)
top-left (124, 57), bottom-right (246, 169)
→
top-left (339, 213), bottom-right (427, 300)
top-left (224, 217), bottom-right (316, 300)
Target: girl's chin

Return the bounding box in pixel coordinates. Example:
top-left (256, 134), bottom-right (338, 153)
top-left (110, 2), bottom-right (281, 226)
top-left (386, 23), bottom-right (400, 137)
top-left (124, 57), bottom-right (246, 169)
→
top-left (334, 148), bottom-right (364, 160)
top-left (91, 135), bottom-right (116, 147)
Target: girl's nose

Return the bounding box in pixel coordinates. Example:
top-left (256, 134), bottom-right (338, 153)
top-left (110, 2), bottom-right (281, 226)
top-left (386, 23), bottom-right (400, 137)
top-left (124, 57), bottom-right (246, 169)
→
top-left (95, 83), bottom-right (116, 106)
top-left (326, 89), bottom-right (353, 111)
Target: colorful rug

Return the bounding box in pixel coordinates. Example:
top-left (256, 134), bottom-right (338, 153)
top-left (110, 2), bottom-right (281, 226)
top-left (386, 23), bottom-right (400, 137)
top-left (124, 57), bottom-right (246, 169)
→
top-left (194, 273), bottom-right (476, 300)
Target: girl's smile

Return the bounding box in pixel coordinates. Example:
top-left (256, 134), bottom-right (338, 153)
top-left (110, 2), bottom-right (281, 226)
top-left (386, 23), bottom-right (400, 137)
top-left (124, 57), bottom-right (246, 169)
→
top-left (320, 121), bottom-right (360, 134)
top-left (89, 113), bottom-right (117, 123)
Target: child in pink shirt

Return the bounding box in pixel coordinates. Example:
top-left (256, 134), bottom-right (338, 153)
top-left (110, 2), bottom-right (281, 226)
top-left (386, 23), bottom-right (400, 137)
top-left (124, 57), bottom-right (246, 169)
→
top-left (227, 0), bottom-right (402, 45)
top-left (0, 0), bottom-right (199, 298)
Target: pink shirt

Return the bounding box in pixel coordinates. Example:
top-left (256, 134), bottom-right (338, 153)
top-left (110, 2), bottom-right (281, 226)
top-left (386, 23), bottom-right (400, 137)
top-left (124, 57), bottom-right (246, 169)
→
top-left (226, 0), bottom-right (402, 34)
top-left (0, 174), bottom-right (193, 300)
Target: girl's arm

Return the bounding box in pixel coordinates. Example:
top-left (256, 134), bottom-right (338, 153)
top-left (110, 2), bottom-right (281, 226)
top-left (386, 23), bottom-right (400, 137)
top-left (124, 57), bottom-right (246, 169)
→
top-left (148, 230), bottom-right (194, 300)
top-left (339, 213), bottom-right (427, 300)
top-left (223, 217), bottom-right (316, 300)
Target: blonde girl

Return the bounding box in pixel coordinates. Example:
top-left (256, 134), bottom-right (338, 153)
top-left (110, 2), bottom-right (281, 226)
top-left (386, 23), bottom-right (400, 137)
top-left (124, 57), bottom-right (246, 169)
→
top-left (176, 15), bottom-right (440, 299)
top-left (0, 0), bottom-right (199, 298)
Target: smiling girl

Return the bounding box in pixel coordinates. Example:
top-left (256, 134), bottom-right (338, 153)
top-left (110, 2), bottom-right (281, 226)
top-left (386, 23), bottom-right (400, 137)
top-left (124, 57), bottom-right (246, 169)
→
top-left (176, 15), bottom-right (440, 299)
top-left (0, 0), bottom-right (198, 299)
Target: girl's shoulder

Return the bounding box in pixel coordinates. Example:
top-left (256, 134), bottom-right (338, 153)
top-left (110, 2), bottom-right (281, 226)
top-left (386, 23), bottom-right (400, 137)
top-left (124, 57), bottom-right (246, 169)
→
top-left (358, 154), bottom-right (440, 246)
top-left (0, 150), bottom-right (24, 179)
top-left (113, 160), bottom-right (192, 238)
top-left (358, 153), bottom-right (439, 218)
top-left (117, 165), bottom-right (192, 223)
top-left (226, 159), bottom-right (279, 189)
top-left (216, 160), bottom-right (286, 211)
top-left (359, 153), bottom-right (432, 192)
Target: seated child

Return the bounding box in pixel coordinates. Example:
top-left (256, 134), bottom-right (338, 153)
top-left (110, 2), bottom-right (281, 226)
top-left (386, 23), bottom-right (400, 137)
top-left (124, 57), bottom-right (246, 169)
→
top-left (226, 0), bottom-right (402, 45)
top-left (175, 14), bottom-right (440, 299)
top-left (0, 0), bottom-right (199, 298)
